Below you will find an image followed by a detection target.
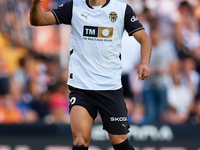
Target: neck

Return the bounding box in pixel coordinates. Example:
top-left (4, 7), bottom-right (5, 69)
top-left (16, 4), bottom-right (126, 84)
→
top-left (89, 0), bottom-right (107, 6)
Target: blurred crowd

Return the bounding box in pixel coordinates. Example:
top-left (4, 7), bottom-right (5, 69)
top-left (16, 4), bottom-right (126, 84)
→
top-left (0, 0), bottom-right (200, 125)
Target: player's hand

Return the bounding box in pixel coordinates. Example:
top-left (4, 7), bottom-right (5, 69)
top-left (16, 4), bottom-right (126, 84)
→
top-left (137, 64), bottom-right (150, 80)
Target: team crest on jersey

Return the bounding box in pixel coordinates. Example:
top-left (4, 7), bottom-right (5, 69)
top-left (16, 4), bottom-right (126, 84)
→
top-left (109, 11), bottom-right (118, 23)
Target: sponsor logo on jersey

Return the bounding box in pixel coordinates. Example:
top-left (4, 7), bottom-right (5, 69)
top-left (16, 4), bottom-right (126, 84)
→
top-left (81, 14), bottom-right (89, 20)
top-left (110, 117), bottom-right (127, 122)
top-left (131, 16), bottom-right (138, 22)
top-left (83, 26), bottom-right (113, 38)
top-left (109, 11), bottom-right (118, 23)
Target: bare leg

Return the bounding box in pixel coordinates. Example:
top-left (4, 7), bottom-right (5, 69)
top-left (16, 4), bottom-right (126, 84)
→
top-left (109, 133), bottom-right (134, 150)
top-left (70, 105), bottom-right (94, 147)
top-left (108, 133), bottom-right (128, 145)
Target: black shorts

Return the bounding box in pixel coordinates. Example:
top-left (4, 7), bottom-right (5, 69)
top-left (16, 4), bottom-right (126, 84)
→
top-left (68, 86), bottom-right (130, 135)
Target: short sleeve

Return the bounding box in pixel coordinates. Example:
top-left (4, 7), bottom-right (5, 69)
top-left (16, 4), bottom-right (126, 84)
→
top-left (124, 4), bottom-right (144, 36)
top-left (51, 0), bottom-right (73, 25)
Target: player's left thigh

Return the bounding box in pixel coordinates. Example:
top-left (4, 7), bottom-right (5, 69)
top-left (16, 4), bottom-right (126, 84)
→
top-left (97, 88), bottom-right (130, 135)
top-left (108, 133), bottom-right (128, 145)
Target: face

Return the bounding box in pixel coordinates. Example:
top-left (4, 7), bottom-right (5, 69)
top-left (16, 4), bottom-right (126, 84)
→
top-left (183, 58), bottom-right (196, 72)
top-left (169, 60), bottom-right (181, 75)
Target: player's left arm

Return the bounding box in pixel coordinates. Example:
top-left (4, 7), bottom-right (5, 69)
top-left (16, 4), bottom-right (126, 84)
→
top-left (124, 4), bottom-right (152, 80)
top-left (132, 30), bottom-right (152, 80)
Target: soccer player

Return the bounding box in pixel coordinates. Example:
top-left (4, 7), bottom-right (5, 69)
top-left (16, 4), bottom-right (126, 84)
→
top-left (30, 0), bottom-right (152, 149)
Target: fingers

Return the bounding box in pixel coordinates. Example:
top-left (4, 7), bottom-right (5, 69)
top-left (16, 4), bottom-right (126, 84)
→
top-left (141, 71), bottom-right (149, 80)
top-left (137, 65), bottom-right (150, 80)
top-left (137, 68), bottom-right (143, 80)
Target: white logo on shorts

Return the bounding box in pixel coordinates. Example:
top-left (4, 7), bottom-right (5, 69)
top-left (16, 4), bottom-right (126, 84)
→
top-left (69, 97), bottom-right (76, 105)
top-left (110, 117), bottom-right (127, 122)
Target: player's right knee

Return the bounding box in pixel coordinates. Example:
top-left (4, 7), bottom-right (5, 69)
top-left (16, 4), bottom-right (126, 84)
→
top-left (73, 145), bottom-right (88, 150)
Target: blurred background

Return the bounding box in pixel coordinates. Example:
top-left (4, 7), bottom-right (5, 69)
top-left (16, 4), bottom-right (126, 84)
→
top-left (0, 0), bottom-right (200, 149)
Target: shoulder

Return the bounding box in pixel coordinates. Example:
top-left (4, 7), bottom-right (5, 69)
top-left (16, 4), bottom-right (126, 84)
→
top-left (125, 4), bottom-right (133, 14)
top-left (53, 0), bottom-right (73, 11)
top-left (73, 0), bottom-right (86, 6)
top-left (51, 0), bottom-right (73, 24)
top-left (63, 0), bottom-right (73, 8)
top-left (114, 0), bottom-right (126, 5)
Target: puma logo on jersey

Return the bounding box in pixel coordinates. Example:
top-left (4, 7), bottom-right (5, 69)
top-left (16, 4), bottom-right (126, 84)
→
top-left (81, 14), bottom-right (89, 20)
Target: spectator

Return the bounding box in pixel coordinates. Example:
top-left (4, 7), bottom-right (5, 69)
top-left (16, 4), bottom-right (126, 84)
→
top-left (44, 82), bottom-right (70, 124)
top-left (174, 1), bottom-right (200, 59)
top-left (188, 93), bottom-right (200, 125)
top-left (181, 57), bottom-right (200, 94)
top-left (13, 55), bottom-right (34, 91)
top-left (0, 59), bottom-right (9, 96)
top-left (167, 61), bottom-right (194, 123)
top-left (191, 45), bottom-right (200, 80)
top-left (30, 91), bottom-right (50, 121)
top-left (45, 58), bottom-right (60, 92)
top-left (0, 94), bottom-right (22, 124)
top-left (194, 0), bottom-right (200, 32)
top-left (125, 97), bottom-right (150, 124)
top-left (160, 106), bottom-right (183, 124)
top-left (142, 28), bottom-right (177, 123)
top-left (10, 78), bottom-right (39, 123)
top-left (44, 92), bottom-right (70, 124)
top-left (131, 102), bottom-right (150, 124)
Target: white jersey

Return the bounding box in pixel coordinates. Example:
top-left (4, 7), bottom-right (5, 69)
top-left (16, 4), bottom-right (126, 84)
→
top-left (51, 0), bottom-right (144, 90)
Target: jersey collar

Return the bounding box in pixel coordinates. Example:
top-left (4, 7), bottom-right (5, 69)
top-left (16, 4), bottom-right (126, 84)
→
top-left (86, 0), bottom-right (110, 9)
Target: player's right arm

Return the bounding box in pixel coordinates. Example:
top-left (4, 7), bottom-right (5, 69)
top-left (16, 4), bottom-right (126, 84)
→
top-left (30, 0), bottom-right (57, 26)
